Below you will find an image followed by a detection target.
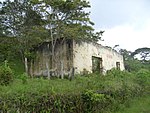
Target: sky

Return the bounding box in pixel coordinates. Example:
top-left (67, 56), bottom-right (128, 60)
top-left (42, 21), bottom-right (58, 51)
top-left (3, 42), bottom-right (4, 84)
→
top-left (88, 0), bottom-right (150, 51)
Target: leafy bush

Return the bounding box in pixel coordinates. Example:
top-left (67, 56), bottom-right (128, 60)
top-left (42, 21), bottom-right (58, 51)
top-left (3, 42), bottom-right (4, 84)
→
top-left (0, 92), bottom-right (83, 113)
top-left (136, 69), bottom-right (150, 88)
top-left (19, 73), bottom-right (28, 84)
top-left (0, 61), bottom-right (14, 85)
top-left (81, 90), bottom-right (107, 112)
top-left (103, 68), bottom-right (143, 111)
top-left (106, 68), bottom-right (122, 77)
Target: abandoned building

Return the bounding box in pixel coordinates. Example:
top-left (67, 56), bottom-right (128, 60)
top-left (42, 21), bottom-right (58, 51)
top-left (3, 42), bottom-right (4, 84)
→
top-left (29, 39), bottom-right (124, 77)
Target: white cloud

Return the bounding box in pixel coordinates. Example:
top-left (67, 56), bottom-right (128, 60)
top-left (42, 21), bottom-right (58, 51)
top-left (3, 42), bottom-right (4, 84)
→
top-left (89, 0), bottom-right (150, 52)
top-left (99, 20), bottom-right (150, 51)
top-left (89, 0), bottom-right (150, 29)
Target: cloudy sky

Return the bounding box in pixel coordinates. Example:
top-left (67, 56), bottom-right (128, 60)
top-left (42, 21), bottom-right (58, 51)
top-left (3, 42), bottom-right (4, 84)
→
top-left (89, 0), bottom-right (150, 51)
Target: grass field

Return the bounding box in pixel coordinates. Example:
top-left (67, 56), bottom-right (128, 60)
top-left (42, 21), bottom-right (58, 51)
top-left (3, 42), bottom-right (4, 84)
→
top-left (116, 94), bottom-right (150, 113)
top-left (0, 74), bottom-right (105, 96)
top-left (0, 63), bottom-right (150, 112)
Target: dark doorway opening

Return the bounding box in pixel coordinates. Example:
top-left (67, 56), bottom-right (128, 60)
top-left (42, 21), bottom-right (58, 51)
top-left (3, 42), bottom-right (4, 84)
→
top-left (92, 56), bottom-right (103, 73)
top-left (116, 62), bottom-right (120, 70)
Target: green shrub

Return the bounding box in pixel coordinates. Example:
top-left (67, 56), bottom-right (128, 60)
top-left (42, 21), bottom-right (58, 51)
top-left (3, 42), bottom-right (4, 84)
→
top-left (0, 92), bottom-right (83, 113)
top-left (81, 90), bottom-right (107, 112)
top-left (106, 68), bottom-right (122, 77)
top-left (103, 69), bottom-right (144, 111)
top-left (136, 69), bottom-right (150, 88)
top-left (18, 73), bottom-right (28, 84)
top-left (0, 61), bottom-right (14, 85)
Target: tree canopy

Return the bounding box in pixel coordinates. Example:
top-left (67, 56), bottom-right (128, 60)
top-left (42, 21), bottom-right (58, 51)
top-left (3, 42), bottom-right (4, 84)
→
top-left (131, 47), bottom-right (150, 62)
top-left (119, 48), bottom-right (150, 72)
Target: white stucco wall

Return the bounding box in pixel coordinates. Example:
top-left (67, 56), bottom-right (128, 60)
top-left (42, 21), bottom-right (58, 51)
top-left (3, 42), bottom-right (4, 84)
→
top-left (73, 41), bottom-right (124, 74)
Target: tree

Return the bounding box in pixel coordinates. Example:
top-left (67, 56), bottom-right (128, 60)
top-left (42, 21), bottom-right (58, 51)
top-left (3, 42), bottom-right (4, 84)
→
top-left (0, 0), bottom-right (48, 73)
top-left (119, 49), bottom-right (134, 71)
top-left (119, 49), bottom-right (132, 61)
top-left (131, 47), bottom-right (150, 63)
top-left (119, 48), bottom-right (150, 72)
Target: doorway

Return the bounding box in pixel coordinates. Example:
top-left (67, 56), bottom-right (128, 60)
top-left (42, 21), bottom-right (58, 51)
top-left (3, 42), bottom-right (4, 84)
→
top-left (116, 62), bottom-right (120, 70)
top-left (92, 56), bottom-right (103, 73)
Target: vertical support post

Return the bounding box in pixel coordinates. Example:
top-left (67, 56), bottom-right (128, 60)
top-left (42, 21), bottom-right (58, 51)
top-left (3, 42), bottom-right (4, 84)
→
top-left (30, 61), bottom-right (33, 77)
top-left (46, 62), bottom-right (50, 79)
top-left (25, 57), bottom-right (28, 74)
top-left (60, 60), bottom-right (64, 79)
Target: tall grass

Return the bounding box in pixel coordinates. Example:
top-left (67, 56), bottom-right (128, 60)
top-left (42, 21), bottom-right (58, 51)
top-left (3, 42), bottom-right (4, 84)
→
top-left (116, 95), bottom-right (150, 113)
top-left (0, 69), bottom-right (149, 112)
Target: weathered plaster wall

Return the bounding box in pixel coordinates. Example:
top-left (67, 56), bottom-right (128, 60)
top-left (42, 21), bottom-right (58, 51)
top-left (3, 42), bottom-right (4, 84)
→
top-left (32, 43), bottom-right (51, 76)
top-left (31, 40), bottom-right (124, 76)
top-left (31, 41), bottom-right (72, 76)
top-left (73, 41), bottom-right (124, 74)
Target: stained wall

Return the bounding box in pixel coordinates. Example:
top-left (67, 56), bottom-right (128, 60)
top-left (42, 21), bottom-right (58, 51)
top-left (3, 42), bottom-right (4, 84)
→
top-left (73, 41), bottom-right (124, 74)
top-left (30, 40), bottom-right (124, 76)
top-left (30, 40), bottom-right (73, 76)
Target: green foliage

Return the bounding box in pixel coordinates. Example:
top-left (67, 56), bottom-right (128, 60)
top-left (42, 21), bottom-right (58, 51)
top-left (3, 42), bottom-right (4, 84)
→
top-left (24, 51), bottom-right (36, 61)
top-left (101, 69), bottom-right (145, 112)
top-left (0, 0), bottom-right (49, 64)
top-left (0, 61), bottom-right (14, 85)
top-left (82, 90), bottom-right (106, 112)
top-left (131, 47), bottom-right (150, 62)
top-left (0, 37), bottom-right (19, 62)
top-left (0, 57), bottom-right (25, 76)
top-left (135, 69), bottom-right (150, 88)
top-left (82, 90), bottom-right (106, 103)
top-left (0, 69), bottom-right (149, 112)
top-left (106, 68), bottom-right (123, 77)
top-left (116, 95), bottom-right (150, 113)
top-left (8, 59), bottom-right (25, 76)
top-left (125, 59), bottom-right (142, 72)
top-left (119, 48), bottom-right (150, 72)
top-left (18, 73), bottom-right (28, 84)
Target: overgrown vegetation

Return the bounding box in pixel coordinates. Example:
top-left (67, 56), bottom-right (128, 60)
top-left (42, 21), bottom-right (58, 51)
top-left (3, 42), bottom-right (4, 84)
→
top-left (0, 68), bottom-right (149, 112)
top-left (0, 61), bottom-right (14, 85)
top-left (116, 95), bottom-right (150, 113)
top-left (119, 48), bottom-right (150, 72)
